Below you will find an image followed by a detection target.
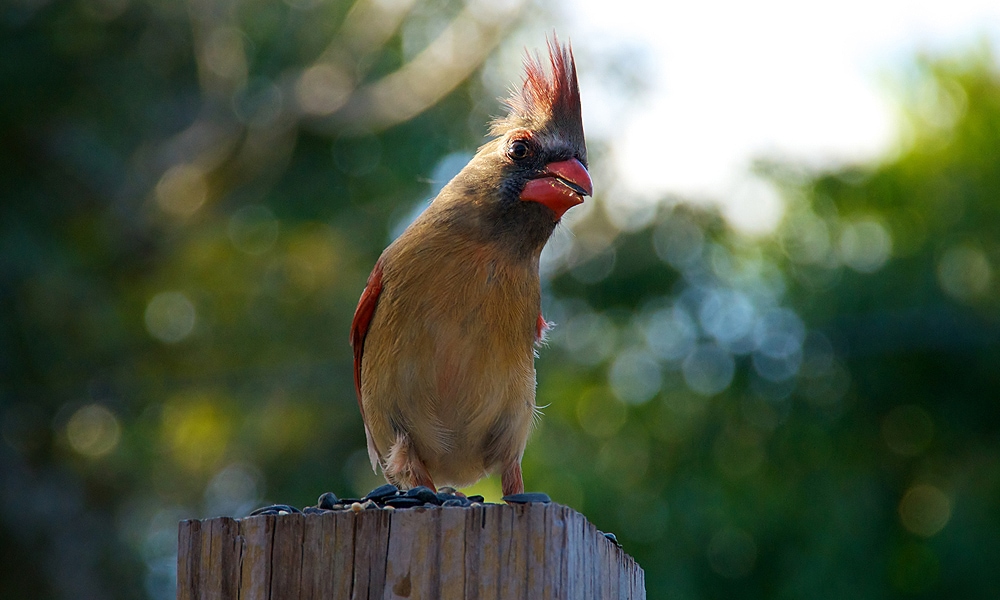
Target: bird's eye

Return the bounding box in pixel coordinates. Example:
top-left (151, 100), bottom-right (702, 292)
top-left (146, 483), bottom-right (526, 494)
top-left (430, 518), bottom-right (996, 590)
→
top-left (507, 140), bottom-right (530, 161)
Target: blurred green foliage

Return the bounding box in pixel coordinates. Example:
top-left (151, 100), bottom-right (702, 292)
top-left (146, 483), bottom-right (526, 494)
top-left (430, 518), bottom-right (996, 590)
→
top-left (2, 0), bottom-right (999, 598)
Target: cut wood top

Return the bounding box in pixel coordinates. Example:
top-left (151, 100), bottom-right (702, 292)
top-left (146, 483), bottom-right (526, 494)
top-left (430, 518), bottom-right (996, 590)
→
top-left (178, 502), bottom-right (645, 600)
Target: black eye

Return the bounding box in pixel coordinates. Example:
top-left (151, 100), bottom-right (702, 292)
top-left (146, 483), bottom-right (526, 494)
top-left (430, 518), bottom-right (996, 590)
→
top-left (507, 140), bottom-right (530, 161)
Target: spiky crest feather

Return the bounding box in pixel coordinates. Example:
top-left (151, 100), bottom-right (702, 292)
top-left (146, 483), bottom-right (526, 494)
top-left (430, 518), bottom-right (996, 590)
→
top-left (490, 35), bottom-right (586, 162)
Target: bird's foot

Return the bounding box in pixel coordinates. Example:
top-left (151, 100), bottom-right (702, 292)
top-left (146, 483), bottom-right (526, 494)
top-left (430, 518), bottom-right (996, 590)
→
top-left (500, 461), bottom-right (524, 496)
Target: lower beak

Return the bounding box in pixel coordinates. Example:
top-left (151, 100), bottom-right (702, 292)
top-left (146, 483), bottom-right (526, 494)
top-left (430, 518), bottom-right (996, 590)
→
top-left (519, 158), bottom-right (593, 221)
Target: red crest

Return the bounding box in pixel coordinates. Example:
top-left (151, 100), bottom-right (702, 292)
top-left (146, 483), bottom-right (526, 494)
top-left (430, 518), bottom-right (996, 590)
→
top-left (491, 34), bottom-right (585, 157)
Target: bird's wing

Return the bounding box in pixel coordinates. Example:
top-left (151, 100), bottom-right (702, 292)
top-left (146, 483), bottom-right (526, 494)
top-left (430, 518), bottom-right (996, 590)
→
top-left (350, 257), bottom-right (385, 471)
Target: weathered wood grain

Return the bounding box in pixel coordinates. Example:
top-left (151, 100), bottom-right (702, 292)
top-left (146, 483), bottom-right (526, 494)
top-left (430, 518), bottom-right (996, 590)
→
top-left (177, 503), bottom-right (645, 600)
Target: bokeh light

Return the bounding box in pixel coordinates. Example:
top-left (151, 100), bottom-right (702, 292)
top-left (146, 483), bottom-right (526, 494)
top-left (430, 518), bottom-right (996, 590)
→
top-left (642, 304), bottom-right (698, 363)
top-left (936, 244), bottom-right (992, 302)
top-left (653, 213), bottom-right (705, 269)
top-left (698, 289), bottom-right (756, 351)
top-left (609, 347), bottom-right (662, 404)
top-left (66, 404), bottom-right (121, 458)
top-left (751, 308), bottom-right (805, 383)
top-left (296, 64), bottom-right (352, 116)
top-left (781, 210), bottom-right (833, 265)
top-left (144, 292), bottom-right (197, 343)
top-left (161, 396), bottom-right (231, 474)
top-left (155, 164), bottom-right (209, 217)
top-left (202, 27), bottom-right (248, 82)
top-left (682, 342), bottom-right (735, 396)
top-left (838, 218), bottom-right (892, 273)
top-left (899, 484), bottom-right (952, 537)
top-left (558, 309), bottom-right (618, 366)
top-left (204, 463), bottom-right (263, 518)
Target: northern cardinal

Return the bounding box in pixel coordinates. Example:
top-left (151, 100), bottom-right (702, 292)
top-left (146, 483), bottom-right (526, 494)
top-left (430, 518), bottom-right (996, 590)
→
top-left (350, 38), bottom-right (591, 497)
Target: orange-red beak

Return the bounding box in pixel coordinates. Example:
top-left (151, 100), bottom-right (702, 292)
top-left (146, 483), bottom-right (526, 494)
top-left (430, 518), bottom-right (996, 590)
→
top-left (519, 158), bottom-right (593, 220)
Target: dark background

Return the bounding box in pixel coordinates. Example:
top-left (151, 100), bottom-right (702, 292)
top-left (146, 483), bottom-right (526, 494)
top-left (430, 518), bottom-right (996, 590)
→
top-left (2, 1), bottom-right (999, 598)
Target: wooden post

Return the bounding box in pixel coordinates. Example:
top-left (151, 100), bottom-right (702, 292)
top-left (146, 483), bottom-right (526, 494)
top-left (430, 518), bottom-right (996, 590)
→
top-left (177, 502), bottom-right (645, 599)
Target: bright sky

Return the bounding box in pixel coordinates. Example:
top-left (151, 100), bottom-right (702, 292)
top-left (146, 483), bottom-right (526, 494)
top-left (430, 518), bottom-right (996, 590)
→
top-left (561, 0), bottom-right (1000, 233)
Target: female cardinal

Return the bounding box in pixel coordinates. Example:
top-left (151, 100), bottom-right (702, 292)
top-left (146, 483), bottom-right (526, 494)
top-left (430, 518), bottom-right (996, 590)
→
top-left (350, 38), bottom-right (591, 497)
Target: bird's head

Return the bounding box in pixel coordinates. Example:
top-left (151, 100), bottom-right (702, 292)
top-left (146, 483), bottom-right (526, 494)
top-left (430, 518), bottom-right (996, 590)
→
top-left (488, 37), bottom-right (591, 222)
top-left (436, 36), bottom-right (591, 255)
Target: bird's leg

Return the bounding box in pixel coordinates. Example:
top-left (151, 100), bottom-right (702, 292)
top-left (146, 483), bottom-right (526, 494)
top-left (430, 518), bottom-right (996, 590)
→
top-left (384, 431), bottom-right (436, 491)
top-left (500, 460), bottom-right (524, 496)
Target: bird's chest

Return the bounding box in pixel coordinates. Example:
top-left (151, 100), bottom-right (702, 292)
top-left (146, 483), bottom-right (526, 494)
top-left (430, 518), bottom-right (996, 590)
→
top-left (383, 247), bottom-right (534, 399)
top-left (423, 256), bottom-right (538, 379)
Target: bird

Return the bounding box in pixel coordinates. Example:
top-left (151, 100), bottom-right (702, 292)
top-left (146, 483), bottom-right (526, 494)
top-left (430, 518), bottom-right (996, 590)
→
top-left (350, 37), bottom-right (591, 497)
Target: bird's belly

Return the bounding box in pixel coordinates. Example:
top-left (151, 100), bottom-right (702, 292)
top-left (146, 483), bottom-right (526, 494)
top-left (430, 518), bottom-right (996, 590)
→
top-left (400, 330), bottom-right (536, 486)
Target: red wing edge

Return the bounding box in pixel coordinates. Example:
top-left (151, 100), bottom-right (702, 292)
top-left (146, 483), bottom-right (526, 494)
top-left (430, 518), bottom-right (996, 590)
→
top-left (350, 258), bottom-right (384, 405)
top-left (350, 258), bottom-right (385, 468)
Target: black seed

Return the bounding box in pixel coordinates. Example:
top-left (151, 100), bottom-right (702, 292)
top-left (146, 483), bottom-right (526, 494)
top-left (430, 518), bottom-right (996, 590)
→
top-left (603, 532), bottom-right (622, 547)
top-left (318, 492), bottom-right (339, 509)
top-left (249, 504), bottom-right (302, 516)
top-left (303, 506), bottom-right (328, 515)
top-left (436, 492), bottom-right (457, 503)
top-left (442, 498), bottom-right (471, 507)
top-left (501, 492), bottom-right (551, 504)
top-left (385, 497), bottom-right (425, 509)
top-left (466, 495), bottom-right (485, 504)
top-left (405, 486), bottom-right (440, 504)
top-left (364, 484), bottom-right (399, 501)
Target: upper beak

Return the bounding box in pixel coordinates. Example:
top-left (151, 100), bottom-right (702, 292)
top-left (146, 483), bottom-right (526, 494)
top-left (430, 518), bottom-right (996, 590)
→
top-left (519, 158), bottom-right (593, 221)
